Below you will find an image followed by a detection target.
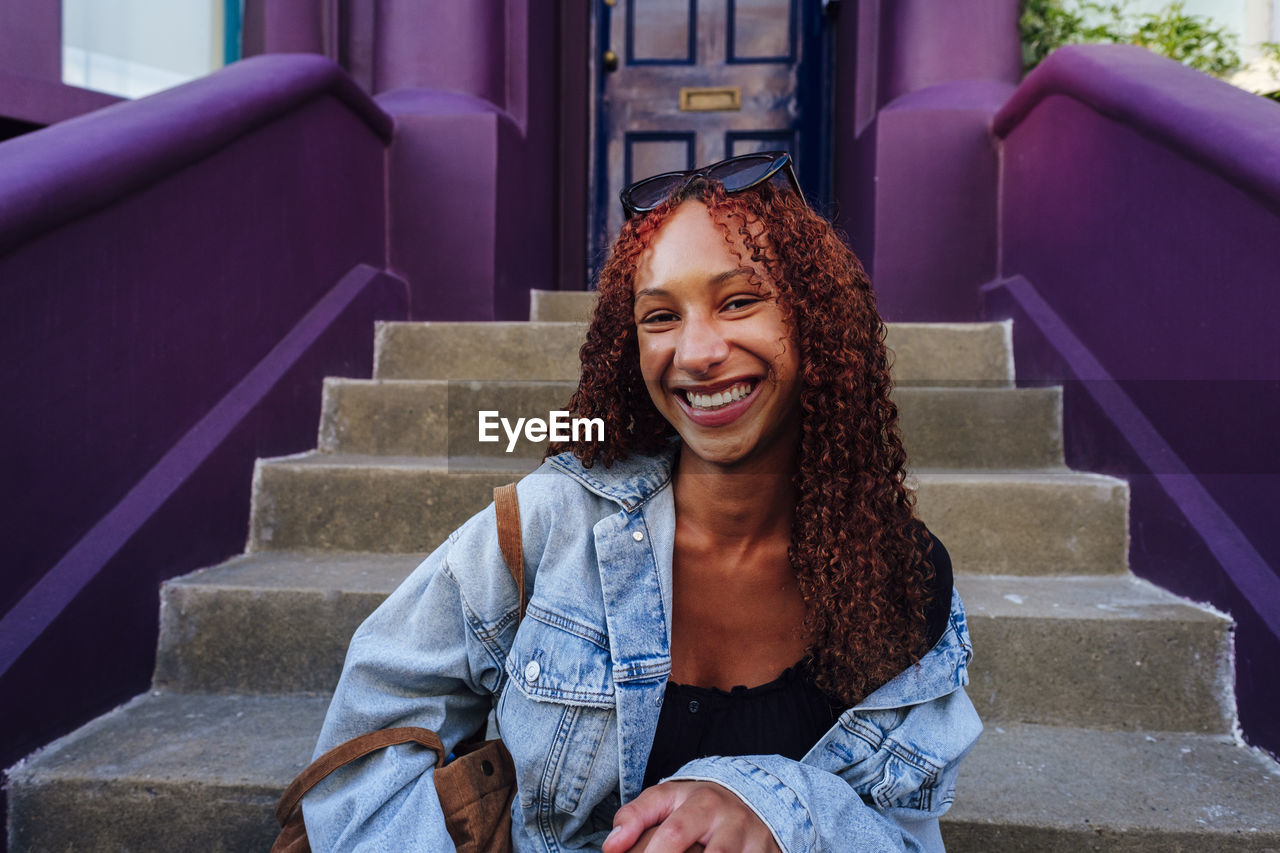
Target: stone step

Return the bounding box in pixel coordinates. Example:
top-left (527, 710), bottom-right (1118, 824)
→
top-left (11, 692), bottom-right (1275, 852)
top-left (153, 552), bottom-right (424, 695)
top-left (248, 455), bottom-right (1129, 575)
top-left (154, 558), bottom-right (1230, 734)
top-left (318, 378), bottom-right (1063, 468)
top-left (373, 321), bottom-right (1014, 387)
top-left (941, 722), bottom-right (1280, 851)
top-left (960, 575), bottom-right (1232, 733)
top-left (530, 288), bottom-right (595, 322)
top-left (6, 691), bottom-right (329, 852)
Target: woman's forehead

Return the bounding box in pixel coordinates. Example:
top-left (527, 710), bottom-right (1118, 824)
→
top-left (634, 201), bottom-right (771, 290)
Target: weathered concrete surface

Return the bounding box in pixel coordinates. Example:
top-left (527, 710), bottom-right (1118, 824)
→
top-left (7, 692), bottom-right (329, 852)
top-left (375, 321), bottom-right (588, 381)
top-left (530, 289), bottom-right (595, 323)
top-left (247, 454), bottom-right (538, 553)
top-left (958, 575), bottom-right (1233, 733)
top-left (153, 555), bottom-right (1231, 734)
top-left (942, 722), bottom-right (1280, 851)
top-left (373, 320), bottom-right (1015, 386)
top-left (319, 378), bottom-right (1062, 467)
top-left (318, 378), bottom-right (576, 458)
top-left (250, 455), bottom-right (1128, 574)
top-left (913, 470), bottom-right (1129, 575)
top-left (154, 552), bottom-right (423, 694)
top-left (896, 386), bottom-right (1061, 469)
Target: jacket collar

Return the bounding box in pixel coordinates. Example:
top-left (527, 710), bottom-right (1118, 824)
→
top-left (547, 447), bottom-right (677, 512)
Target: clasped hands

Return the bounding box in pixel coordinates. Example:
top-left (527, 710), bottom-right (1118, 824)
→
top-left (602, 779), bottom-right (782, 853)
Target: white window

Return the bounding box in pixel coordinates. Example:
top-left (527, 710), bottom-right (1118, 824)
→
top-left (62, 0), bottom-right (235, 99)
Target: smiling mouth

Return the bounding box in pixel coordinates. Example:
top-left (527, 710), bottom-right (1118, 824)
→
top-left (680, 381), bottom-right (757, 411)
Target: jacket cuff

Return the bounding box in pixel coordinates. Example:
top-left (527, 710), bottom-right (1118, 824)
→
top-left (663, 755), bottom-right (910, 853)
top-left (662, 758), bottom-right (808, 852)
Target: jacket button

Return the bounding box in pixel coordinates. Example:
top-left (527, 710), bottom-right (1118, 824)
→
top-left (688, 700), bottom-right (701, 714)
top-left (632, 531), bottom-right (644, 541)
top-left (525, 660), bottom-right (541, 682)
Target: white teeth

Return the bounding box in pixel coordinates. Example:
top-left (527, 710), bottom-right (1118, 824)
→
top-left (685, 381), bottom-right (754, 410)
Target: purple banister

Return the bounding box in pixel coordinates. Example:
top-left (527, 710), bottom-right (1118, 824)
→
top-left (993, 44), bottom-right (1280, 209)
top-left (0, 53), bottom-right (393, 257)
top-left (990, 43), bottom-right (1280, 754)
top-left (0, 50), bottom-right (401, 806)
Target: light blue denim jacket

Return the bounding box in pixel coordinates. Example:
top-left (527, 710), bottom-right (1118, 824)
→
top-left (303, 448), bottom-right (982, 852)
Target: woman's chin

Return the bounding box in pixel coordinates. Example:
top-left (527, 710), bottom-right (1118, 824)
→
top-left (676, 434), bottom-right (779, 473)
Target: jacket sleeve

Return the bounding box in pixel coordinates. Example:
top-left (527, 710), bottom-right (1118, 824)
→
top-left (662, 686), bottom-right (982, 853)
top-left (300, 509), bottom-right (518, 852)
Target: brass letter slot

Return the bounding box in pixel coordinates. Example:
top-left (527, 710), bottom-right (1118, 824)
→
top-left (679, 86), bottom-right (742, 112)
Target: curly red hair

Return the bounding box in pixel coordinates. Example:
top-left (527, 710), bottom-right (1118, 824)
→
top-left (549, 178), bottom-right (933, 704)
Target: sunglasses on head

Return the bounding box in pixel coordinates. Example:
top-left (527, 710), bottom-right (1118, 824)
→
top-left (619, 150), bottom-right (804, 219)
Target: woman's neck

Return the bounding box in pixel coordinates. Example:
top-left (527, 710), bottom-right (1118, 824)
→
top-left (671, 443), bottom-right (798, 546)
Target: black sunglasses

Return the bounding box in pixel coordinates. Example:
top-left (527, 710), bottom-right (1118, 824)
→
top-left (620, 150), bottom-right (804, 219)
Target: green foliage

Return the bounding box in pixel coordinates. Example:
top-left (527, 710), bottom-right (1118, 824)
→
top-left (1019, 0), bottom-right (1241, 77)
top-left (1254, 41), bottom-right (1280, 101)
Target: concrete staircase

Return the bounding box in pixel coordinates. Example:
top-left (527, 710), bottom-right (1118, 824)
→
top-left (8, 291), bottom-right (1279, 851)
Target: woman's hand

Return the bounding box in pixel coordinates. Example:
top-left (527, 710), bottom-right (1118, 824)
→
top-left (603, 780), bottom-right (781, 853)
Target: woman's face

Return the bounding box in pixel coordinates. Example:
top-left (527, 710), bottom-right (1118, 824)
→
top-left (632, 200), bottom-right (801, 471)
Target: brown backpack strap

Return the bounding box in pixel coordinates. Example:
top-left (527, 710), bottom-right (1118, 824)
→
top-left (276, 487), bottom-right (526, 831)
top-left (274, 727), bottom-right (444, 825)
top-left (493, 483), bottom-right (526, 620)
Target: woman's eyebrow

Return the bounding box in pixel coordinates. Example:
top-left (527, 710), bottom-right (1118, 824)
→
top-left (634, 286), bottom-right (670, 301)
top-left (635, 269), bottom-right (754, 302)
top-left (710, 268), bottom-right (754, 285)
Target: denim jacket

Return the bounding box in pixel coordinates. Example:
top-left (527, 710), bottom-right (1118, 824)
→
top-left (303, 449), bottom-right (982, 852)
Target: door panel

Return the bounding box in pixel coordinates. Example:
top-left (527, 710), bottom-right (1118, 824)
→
top-left (629, 0), bottom-right (696, 63)
top-left (728, 0), bottom-right (794, 62)
top-left (593, 0), bottom-right (828, 262)
top-left (626, 133), bottom-right (697, 185)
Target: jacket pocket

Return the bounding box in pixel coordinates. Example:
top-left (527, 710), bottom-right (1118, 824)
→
top-left (501, 614), bottom-right (616, 816)
top-left (866, 737), bottom-right (944, 811)
top-left (504, 606), bottom-right (615, 709)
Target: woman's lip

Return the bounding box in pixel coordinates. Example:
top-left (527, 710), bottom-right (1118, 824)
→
top-left (675, 377), bottom-right (758, 396)
top-left (673, 381), bottom-right (762, 427)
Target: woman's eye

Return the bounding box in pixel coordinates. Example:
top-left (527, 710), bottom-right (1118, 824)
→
top-left (725, 296), bottom-right (761, 311)
top-left (640, 311), bottom-right (677, 324)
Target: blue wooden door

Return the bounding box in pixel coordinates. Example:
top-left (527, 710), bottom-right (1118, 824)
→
top-left (591, 0), bottom-right (832, 262)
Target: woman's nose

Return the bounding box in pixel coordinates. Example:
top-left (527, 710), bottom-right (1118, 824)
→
top-left (674, 316), bottom-right (730, 375)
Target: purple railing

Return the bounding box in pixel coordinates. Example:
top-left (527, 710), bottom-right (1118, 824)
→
top-left (0, 54), bottom-right (406, 791)
top-left (985, 44), bottom-right (1280, 755)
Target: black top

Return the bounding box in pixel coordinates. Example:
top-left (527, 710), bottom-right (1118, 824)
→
top-left (643, 530), bottom-right (953, 788)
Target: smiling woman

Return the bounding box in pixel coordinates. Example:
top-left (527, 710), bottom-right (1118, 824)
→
top-left (302, 156), bottom-right (980, 853)
top-left (632, 200), bottom-right (801, 472)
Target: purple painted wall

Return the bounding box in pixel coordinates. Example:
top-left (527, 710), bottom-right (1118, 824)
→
top-left (832, 0), bottom-right (1019, 316)
top-left (0, 0), bottom-right (59, 79)
top-left (243, 0), bottom-right (330, 56)
top-left (0, 71), bottom-right (121, 129)
top-left (0, 0), bottom-right (125, 131)
top-left (988, 44), bottom-right (1280, 755)
top-left (870, 80), bottom-right (1010, 320)
top-left (371, 0), bottom-right (559, 320)
top-left (0, 53), bottom-right (404, 812)
top-left (243, 0), bottom-right (564, 315)
top-left (879, 0), bottom-right (1022, 105)
top-left (373, 0), bottom-right (505, 99)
